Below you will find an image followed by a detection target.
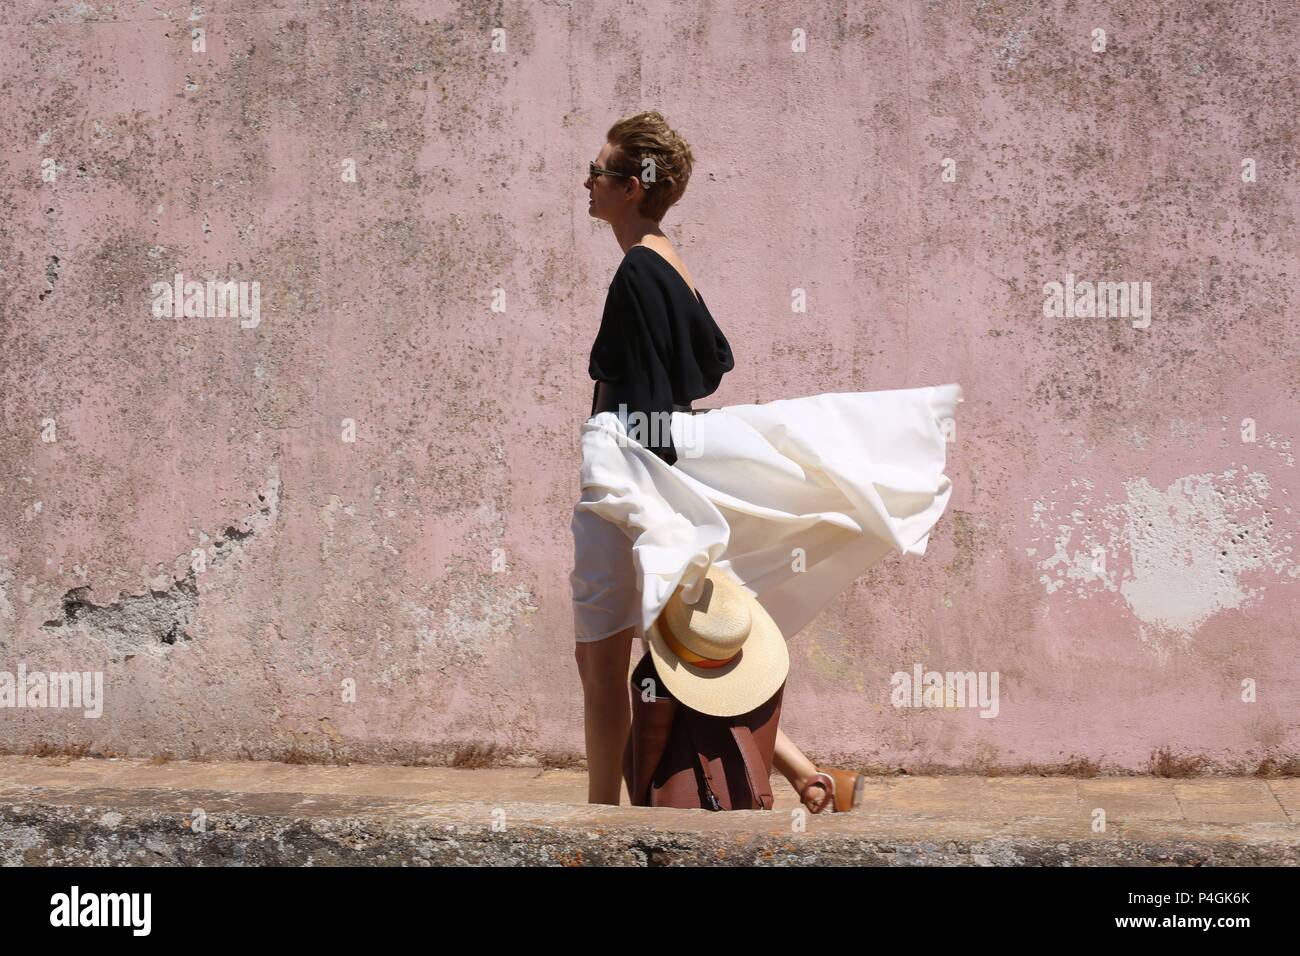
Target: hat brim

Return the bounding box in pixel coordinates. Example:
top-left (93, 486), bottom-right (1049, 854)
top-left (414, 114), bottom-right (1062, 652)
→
top-left (646, 596), bottom-right (789, 717)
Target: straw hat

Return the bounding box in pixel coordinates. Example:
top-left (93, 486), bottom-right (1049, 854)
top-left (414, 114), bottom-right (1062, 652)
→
top-left (646, 565), bottom-right (789, 717)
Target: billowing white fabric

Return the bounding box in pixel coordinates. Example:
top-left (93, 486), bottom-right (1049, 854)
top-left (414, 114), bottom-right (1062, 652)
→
top-left (570, 385), bottom-right (963, 644)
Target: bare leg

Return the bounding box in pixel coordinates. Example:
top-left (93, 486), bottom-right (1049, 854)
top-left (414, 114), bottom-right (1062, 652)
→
top-left (575, 626), bottom-right (636, 805)
top-left (773, 727), bottom-right (825, 809)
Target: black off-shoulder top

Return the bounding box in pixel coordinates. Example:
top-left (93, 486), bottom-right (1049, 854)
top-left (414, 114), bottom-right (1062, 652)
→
top-left (588, 245), bottom-right (735, 466)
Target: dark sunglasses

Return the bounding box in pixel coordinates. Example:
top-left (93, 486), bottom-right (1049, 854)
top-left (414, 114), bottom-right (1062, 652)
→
top-left (589, 162), bottom-right (633, 180)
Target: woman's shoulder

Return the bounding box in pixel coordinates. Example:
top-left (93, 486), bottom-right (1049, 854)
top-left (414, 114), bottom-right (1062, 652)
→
top-left (606, 250), bottom-right (668, 314)
top-left (613, 245), bottom-right (704, 307)
top-left (611, 246), bottom-right (656, 285)
top-left (622, 243), bottom-right (696, 288)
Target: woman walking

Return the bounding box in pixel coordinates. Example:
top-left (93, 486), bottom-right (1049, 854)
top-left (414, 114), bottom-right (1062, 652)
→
top-left (573, 111), bottom-right (962, 814)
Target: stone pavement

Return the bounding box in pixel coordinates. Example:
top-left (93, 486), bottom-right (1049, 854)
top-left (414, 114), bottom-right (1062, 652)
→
top-left (1, 755), bottom-right (1296, 865)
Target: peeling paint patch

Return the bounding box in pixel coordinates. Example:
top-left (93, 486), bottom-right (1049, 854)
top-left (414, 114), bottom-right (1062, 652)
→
top-left (38, 255), bottom-right (59, 302)
top-left (41, 578), bottom-right (199, 659)
top-left (404, 573), bottom-right (538, 670)
top-left (0, 565), bottom-right (16, 628)
top-left (38, 470), bottom-right (280, 661)
top-left (993, 25), bottom-right (1029, 69)
top-left (1030, 467), bottom-right (1297, 650)
top-left (1249, 429), bottom-right (1295, 467)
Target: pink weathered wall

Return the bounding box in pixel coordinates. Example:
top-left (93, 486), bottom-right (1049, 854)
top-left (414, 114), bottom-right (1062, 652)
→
top-left (1, 0), bottom-right (1296, 773)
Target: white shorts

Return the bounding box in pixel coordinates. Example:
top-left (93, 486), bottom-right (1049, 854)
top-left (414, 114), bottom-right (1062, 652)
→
top-left (570, 498), bottom-right (643, 643)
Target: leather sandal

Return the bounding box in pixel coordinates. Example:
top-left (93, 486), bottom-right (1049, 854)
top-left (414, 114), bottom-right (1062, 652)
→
top-left (799, 768), bottom-right (867, 813)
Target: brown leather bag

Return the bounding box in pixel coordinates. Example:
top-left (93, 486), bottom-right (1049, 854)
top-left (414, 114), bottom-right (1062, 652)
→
top-left (622, 650), bottom-right (784, 810)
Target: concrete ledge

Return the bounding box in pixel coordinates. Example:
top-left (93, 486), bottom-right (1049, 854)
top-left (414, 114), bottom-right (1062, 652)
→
top-left (1, 757), bottom-right (1297, 866)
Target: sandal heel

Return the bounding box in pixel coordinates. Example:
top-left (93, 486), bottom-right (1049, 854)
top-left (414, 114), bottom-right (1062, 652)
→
top-left (820, 767), bottom-right (867, 812)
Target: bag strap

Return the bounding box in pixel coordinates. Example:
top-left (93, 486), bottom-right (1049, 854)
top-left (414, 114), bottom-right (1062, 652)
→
top-left (683, 712), bottom-right (774, 811)
top-left (731, 725), bottom-right (774, 810)
top-left (682, 716), bottom-right (723, 811)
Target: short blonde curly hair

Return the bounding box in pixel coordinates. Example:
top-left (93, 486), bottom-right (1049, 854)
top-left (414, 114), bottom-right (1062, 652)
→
top-left (605, 111), bottom-right (694, 223)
